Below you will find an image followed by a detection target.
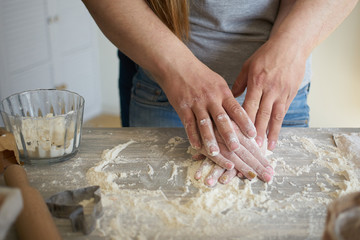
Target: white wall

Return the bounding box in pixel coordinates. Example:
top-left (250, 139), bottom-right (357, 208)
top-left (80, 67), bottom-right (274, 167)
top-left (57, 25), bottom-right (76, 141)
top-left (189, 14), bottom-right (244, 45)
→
top-left (97, 4), bottom-right (360, 127)
top-left (97, 30), bottom-right (120, 115)
top-left (309, 3), bottom-right (360, 127)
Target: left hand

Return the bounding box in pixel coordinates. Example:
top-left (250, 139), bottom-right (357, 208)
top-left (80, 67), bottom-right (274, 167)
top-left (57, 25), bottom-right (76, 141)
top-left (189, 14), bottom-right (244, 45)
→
top-left (192, 120), bottom-right (273, 187)
top-left (192, 129), bottom-right (269, 187)
top-left (194, 158), bottom-right (238, 186)
top-left (231, 37), bottom-right (307, 150)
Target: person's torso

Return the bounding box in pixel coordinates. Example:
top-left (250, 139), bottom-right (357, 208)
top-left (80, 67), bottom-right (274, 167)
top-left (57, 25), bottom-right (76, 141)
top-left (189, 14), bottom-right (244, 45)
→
top-left (187, 0), bottom-right (280, 86)
top-left (140, 0), bottom-right (311, 90)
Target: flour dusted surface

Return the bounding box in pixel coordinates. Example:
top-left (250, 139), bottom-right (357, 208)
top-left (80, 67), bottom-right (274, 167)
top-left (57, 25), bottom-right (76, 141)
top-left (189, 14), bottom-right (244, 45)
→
top-left (86, 133), bottom-right (360, 239)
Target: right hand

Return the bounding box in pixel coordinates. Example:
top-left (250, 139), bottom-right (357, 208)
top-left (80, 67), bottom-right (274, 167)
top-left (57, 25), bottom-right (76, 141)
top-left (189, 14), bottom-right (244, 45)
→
top-left (158, 59), bottom-right (257, 157)
top-left (193, 120), bottom-right (274, 187)
top-left (83, 0), bottom-right (257, 161)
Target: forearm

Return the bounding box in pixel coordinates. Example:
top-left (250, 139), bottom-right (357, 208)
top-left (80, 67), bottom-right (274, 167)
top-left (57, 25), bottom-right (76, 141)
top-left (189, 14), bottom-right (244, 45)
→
top-left (82, 0), bottom-right (259, 157)
top-left (235, 0), bottom-right (357, 151)
top-left (81, 0), bottom-right (195, 85)
top-left (270, 0), bottom-right (297, 36)
top-left (270, 0), bottom-right (358, 57)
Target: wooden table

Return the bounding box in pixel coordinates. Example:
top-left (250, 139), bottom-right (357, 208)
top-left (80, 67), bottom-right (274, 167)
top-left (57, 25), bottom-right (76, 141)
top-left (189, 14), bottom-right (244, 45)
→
top-left (2, 127), bottom-right (359, 239)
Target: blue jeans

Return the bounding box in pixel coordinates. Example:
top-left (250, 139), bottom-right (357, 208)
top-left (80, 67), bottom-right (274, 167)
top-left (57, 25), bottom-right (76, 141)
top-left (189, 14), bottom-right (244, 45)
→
top-left (129, 68), bottom-right (310, 128)
top-left (118, 51), bottom-right (137, 127)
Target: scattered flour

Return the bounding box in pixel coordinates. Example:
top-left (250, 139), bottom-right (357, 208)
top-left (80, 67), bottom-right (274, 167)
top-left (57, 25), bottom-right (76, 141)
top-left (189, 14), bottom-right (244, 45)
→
top-left (296, 135), bottom-right (360, 197)
top-left (87, 140), bottom-right (135, 192)
top-left (167, 161), bottom-right (179, 183)
top-left (165, 136), bottom-right (186, 152)
top-left (147, 164), bottom-right (154, 179)
top-left (333, 133), bottom-right (360, 166)
top-left (119, 172), bottom-right (127, 179)
top-left (85, 133), bottom-right (360, 239)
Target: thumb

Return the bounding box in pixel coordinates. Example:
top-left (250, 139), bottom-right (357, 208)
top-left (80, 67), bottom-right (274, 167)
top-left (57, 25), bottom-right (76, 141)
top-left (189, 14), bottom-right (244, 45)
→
top-left (231, 72), bottom-right (248, 98)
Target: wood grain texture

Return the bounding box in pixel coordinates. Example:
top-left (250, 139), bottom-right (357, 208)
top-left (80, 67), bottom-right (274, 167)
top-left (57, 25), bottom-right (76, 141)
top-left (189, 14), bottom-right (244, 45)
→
top-left (1, 127), bottom-right (359, 239)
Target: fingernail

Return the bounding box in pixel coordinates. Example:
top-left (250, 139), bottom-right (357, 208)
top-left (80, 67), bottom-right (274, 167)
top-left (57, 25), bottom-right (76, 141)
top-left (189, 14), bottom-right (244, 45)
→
top-left (256, 137), bottom-right (263, 147)
top-left (262, 172), bottom-right (272, 182)
top-left (219, 175), bottom-right (228, 184)
top-left (268, 140), bottom-right (276, 150)
top-left (195, 171), bottom-right (202, 180)
top-left (209, 145), bottom-right (219, 156)
top-left (248, 171), bottom-right (257, 180)
top-left (266, 166), bottom-right (274, 175)
top-left (225, 161), bottom-right (234, 170)
top-left (247, 129), bottom-right (257, 138)
top-left (206, 177), bottom-right (215, 186)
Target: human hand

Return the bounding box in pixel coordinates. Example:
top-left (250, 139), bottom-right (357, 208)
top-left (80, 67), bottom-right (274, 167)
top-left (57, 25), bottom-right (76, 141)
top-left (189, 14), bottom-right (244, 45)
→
top-left (193, 158), bottom-right (237, 187)
top-left (159, 59), bottom-right (257, 157)
top-left (231, 37), bottom-right (307, 150)
top-left (192, 120), bottom-right (273, 187)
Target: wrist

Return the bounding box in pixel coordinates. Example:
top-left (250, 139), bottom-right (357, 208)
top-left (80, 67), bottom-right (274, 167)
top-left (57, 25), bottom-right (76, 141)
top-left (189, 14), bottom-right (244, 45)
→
top-left (149, 45), bottom-right (200, 90)
top-left (268, 31), bottom-right (311, 61)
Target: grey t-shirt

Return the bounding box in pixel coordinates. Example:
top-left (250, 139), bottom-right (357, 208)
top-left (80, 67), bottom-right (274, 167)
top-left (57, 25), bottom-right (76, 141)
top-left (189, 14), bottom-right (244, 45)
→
top-left (186, 0), bottom-right (311, 90)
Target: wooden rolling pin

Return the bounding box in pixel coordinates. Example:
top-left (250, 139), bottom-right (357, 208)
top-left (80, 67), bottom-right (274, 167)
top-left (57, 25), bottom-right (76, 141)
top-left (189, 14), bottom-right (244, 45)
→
top-left (4, 164), bottom-right (62, 240)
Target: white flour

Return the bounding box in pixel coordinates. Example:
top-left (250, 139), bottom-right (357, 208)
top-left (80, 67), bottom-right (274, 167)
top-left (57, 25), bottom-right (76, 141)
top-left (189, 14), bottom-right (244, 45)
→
top-left (9, 112), bottom-right (79, 158)
top-left (86, 134), bottom-right (360, 239)
top-left (147, 164), bottom-right (154, 179)
top-left (333, 133), bottom-right (360, 166)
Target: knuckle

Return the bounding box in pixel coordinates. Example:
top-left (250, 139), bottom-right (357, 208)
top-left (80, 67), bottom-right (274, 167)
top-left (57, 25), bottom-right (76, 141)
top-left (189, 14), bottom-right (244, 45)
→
top-left (220, 86), bottom-right (233, 98)
top-left (244, 99), bottom-right (259, 110)
top-left (257, 108), bottom-right (271, 119)
top-left (222, 131), bottom-right (237, 145)
top-left (252, 72), bottom-right (266, 88)
top-left (199, 118), bottom-right (212, 128)
top-left (272, 112), bottom-right (285, 122)
top-left (179, 98), bottom-right (193, 109)
top-left (215, 113), bottom-right (230, 123)
top-left (226, 100), bottom-right (244, 115)
top-left (203, 136), bottom-right (216, 146)
top-left (193, 93), bottom-right (207, 105)
top-left (272, 103), bottom-right (287, 122)
top-left (183, 117), bottom-right (196, 129)
top-left (227, 130), bottom-right (237, 140)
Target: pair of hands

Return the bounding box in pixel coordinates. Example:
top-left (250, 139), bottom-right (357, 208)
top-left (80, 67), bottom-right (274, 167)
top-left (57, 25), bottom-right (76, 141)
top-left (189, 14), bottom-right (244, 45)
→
top-left (162, 37), bottom-right (307, 186)
top-left (82, 0), bottom-right (355, 186)
top-left (192, 120), bottom-right (273, 187)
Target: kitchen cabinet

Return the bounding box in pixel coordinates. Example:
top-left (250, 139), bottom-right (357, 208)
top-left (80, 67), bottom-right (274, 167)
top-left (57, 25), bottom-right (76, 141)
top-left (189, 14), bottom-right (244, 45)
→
top-left (0, 0), bottom-right (102, 122)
